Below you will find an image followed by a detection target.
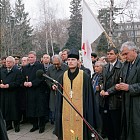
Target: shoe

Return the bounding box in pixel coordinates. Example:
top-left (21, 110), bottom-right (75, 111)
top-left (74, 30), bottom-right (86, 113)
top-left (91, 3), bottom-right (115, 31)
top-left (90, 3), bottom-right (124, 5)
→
top-left (51, 121), bottom-right (54, 125)
top-left (39, 127), bottom-right (45, 133)
top-left (52, 130), bottom-right (55, 134)
top-left (6, 125), bottom-right (13, 131)
top-left (30, 127), bottom-right (39, 132)
top-left (15, 125), bottom-right (20, 132)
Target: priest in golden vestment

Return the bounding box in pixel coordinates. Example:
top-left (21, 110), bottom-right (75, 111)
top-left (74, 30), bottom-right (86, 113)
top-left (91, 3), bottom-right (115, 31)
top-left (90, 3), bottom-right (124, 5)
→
top-left (54, 49), bottom-right (95, 140)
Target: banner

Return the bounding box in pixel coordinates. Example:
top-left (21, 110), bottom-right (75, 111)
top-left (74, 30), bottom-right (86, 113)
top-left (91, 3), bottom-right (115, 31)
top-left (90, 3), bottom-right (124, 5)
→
top-left (82, 0), bottom-right (105, 74)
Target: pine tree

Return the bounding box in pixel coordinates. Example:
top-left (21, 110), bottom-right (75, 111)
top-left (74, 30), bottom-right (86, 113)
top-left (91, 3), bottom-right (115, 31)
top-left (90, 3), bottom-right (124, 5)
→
top-left (64, 0), bottom-right (82, 50)
top-left (0, 0), bottom-right (13, 56)
top-left (13, 0), bottom-right (33, 56)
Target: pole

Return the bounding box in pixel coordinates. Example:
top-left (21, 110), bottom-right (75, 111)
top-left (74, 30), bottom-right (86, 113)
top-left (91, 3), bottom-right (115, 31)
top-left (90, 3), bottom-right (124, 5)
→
top-left (109, 0), bottom-right (114, 39)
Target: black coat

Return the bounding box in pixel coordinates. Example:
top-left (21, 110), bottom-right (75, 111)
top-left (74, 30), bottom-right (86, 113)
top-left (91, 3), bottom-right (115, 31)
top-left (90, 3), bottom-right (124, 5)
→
top-left (0, 110), bottom-right (9, 140)
top-left (80, 65), bottom-right (91, 77)
top-left (100, 60), bottom-right (123, 110)
top-left (0, 67), bottom-right (22, 121)
top-left (91, 73), bottom-right (103, 133)
top-left (22, 62), bottom-right (47, 117)
top-left (54, 70), bottom-right (95, 140)
top-left (120, 55), bottom-right (140, 140)
top-left (46, 63), bottom-right (68, 112)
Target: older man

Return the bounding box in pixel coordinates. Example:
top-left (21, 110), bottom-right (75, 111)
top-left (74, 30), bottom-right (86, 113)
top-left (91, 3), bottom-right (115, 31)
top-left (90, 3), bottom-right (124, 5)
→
top-left (22, 51), bottom-right (47, 133)
top-left (115, 41), bottom-right (140, 140)
top-left (0, 56), bottom-right (22, 132)
top-left (46, 55), bottom-right (68, 124)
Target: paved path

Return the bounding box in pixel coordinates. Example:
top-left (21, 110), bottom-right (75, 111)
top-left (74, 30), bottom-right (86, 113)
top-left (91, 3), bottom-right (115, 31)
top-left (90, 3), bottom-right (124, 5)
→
top-left (7, 122), bottom-right (58, 140)
top-left (7, 123), bottom-right (107, 140)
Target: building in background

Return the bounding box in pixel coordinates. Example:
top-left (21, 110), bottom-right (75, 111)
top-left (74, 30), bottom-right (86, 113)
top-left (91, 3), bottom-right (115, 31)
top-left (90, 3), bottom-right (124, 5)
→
top-left (114, 21), bottom-right (140, 49)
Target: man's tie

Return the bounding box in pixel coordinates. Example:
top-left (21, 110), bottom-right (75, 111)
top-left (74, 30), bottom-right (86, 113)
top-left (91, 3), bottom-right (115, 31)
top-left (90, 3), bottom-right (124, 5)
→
top-left (127, 62), bottom-right (133, 76)
top-left (109, 64), bottom-right (113, 72)
top-left (7, 69), bottom-right (11, 73)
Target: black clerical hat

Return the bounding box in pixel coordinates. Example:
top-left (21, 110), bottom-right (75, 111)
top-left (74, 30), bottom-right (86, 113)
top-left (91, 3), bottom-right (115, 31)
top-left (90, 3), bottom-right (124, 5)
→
top-left (68, 49), bottom-right (79, 60)
top-left (13, 55), bottom-right (20, 60)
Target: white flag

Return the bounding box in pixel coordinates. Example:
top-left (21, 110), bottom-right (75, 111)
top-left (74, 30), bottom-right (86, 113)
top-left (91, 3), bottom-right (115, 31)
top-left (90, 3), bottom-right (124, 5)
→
top-left (82, 0), bottom-right (105, 74)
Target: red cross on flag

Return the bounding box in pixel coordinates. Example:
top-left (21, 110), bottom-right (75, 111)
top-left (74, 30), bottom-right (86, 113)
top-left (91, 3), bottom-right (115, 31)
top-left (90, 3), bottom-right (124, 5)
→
top-left (82, 0), bottom-right (105, 74)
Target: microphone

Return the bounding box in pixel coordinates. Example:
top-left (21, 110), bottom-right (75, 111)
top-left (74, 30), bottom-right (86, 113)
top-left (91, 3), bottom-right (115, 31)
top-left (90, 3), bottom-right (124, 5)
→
top-left (36, 70), bottom-right (58, 84)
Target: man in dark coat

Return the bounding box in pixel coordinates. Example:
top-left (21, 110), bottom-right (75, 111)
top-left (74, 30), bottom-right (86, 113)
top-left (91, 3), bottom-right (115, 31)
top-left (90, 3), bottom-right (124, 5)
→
top-left (22, 51), bottom-right (47, 133)
top-left (19, 57), bottom-right (29, 124)
top-left (0, 56), bottom-right (6, 70)
top-left (0, 110), bottom-right (9, 140)
top-left (0, 56), bottom-right (22, 132)
top-left (100, 47), bottom-right (123, 140)
top-left (42, 54), bottom-right (52, 123)
top-left (54, 49), bottom-right (95, 140)
top-left (46, 55), bottom-right (68, 124)
top-left (78, 60), bottom-right (91, 77)
top-left (115, 41), bottom-right (140, 140)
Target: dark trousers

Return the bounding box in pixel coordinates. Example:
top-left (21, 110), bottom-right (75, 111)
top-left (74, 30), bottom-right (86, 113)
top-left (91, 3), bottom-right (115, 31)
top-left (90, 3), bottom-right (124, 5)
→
top-left (31, 116), bottom-right (45, 128)
top-left (101, 109), bottom-right (121, 140)
top-left (50, 111), bottom-right (55, 122)
top-left (6, 120), bottom-right (19, 128)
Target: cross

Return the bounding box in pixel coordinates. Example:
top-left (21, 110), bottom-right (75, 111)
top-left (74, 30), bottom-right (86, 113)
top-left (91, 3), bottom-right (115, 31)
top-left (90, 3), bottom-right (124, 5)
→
top-left (70, 90), bottom-right (73, 99)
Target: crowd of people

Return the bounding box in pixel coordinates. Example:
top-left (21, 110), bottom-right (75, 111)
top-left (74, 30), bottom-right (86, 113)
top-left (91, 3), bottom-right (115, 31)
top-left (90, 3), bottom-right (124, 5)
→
top-left (0, 41), bottom-right (140, 140)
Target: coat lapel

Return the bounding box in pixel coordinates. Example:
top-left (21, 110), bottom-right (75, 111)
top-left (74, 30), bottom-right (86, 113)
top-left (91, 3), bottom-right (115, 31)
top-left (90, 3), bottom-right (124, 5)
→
top-left (126, 66), bottom-right (137, 83)
top-left (123, 63), bottom-right (129, 82)
top-left (126, 56), bottom-right (140, 83)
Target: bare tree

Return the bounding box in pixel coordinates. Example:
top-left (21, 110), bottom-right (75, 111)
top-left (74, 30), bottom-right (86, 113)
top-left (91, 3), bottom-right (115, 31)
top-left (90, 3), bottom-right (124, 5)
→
top-left (33, 0), bottom-right (69, 56)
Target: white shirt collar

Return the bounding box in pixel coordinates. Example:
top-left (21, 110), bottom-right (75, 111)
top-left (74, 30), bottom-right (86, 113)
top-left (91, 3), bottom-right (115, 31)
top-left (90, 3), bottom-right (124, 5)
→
top-left (110, 59), bottom-right (117, 66)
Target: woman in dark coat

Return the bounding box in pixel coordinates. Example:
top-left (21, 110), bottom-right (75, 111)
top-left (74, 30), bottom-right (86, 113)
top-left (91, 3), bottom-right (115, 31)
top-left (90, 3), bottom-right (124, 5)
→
top-left (91, 61), bottom-right (105, 135)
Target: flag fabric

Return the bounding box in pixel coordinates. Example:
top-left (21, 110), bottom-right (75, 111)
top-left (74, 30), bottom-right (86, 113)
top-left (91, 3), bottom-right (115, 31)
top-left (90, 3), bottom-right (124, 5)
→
top-left (82, 0), bottom-right (105, 74)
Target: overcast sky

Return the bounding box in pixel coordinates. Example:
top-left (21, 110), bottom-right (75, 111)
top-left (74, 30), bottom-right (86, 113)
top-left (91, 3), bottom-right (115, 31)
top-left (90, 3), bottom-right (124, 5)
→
top-left (10, 0), bottom-right (140, 26)
top-left (11, 0), bottom-right (74, 25)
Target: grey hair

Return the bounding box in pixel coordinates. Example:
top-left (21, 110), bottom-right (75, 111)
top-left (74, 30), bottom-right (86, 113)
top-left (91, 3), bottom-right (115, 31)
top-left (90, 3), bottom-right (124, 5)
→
top-left (6, 56), bottom-right (15, 63)
top-left (95, 61), bottom-right (106, 68)
top-left (28, 51), bottom-right (36, 56)
top-left (52, 55), bottom-right (62, 63)
top-left (120, 41), bottom-right (138, 52)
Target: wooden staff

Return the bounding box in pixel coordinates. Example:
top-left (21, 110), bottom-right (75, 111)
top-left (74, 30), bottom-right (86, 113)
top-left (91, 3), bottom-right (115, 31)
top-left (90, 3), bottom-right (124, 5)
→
top-left (103, 31), bottom-right (124, 61)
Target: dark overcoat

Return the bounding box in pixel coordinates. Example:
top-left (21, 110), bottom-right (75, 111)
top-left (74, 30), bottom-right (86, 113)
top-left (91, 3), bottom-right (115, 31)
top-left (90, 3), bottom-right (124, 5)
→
top-left (120, 55), bottom-right (140, 140)
top-left (100, 60), bottom-right (123, 110)
top-left (91, 73), bottom-right (102, 133)
top-left (22, 62), bottom-right (47, 117)
top-left (0, 67), bottom-right (22, 121)
top-left (0, 110), bottom-right (9, 140)
top-left (54, 70), bottom-right (95, 140)
top-left (46, 64), bottom-right (68, 112)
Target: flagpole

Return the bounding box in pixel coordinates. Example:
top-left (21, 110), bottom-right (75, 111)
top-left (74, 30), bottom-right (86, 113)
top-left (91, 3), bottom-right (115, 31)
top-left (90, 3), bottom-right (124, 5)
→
top-left (103, 31), bottom-right (124, 61)
top-left (103, 31), bottom-right (116, 48)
